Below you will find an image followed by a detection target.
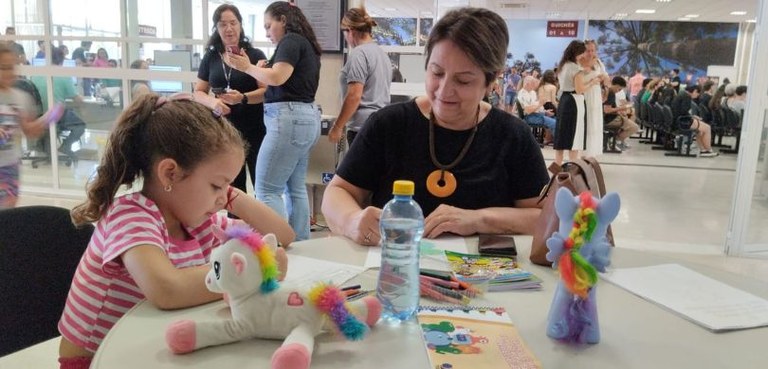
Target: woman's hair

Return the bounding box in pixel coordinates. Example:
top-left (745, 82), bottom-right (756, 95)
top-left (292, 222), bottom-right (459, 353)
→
top-left (130, 59), bottom-right (146, 69)
top-left (557, 40), bottom-right (586, 72)
top-left (341, 7), bottom-right (377, 35)
top-left (425, 7), bottom-right (508, 86)
top-left (735, 85), bottom-right (747, 96)
top-left (206, 4), bottom-right (251, 53)
top-left (265, 1), bottom-right (322, 56)
top-left (71, 93), bottom-right (247, 225)
top-left (541, 69), bottom-right (557, 85)
top-left (97, 48), bottom-right (108, 58)
top-left (710, 84), bottom-right (726, 110)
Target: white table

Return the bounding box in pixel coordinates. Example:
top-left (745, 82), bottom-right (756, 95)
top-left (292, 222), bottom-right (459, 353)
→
top-left (90, 236), bottom-right (768, 369)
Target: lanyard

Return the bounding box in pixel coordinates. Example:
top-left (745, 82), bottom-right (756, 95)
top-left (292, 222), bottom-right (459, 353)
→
top-left (221, 56), bottom-right (232, 90)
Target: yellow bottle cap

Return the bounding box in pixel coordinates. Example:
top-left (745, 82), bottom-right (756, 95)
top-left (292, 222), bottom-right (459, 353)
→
top-left (392, 180), bottom-right (415, 196)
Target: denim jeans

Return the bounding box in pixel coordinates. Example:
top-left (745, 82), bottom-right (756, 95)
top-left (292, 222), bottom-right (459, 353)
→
top-left (525, 112), bottom-right (557, 135)
top-left (256, 102), bottom-right (320, 241)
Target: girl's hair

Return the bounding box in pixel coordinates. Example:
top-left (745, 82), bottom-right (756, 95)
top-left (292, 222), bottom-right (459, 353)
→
top-left (425, 7), bottom-right (508, 86)
top-left (557, 40), bottom-right (586, 72)
top-left (266, 1), bottom-right (322, 56)
top-left (341, 7), bottom-right (377, 35)
top-left (206, 4), bottom-right (252, 53)
top-left (71, 93), bottom-right (247, 225)
top-left (709, 84), bottom-right (726, 111)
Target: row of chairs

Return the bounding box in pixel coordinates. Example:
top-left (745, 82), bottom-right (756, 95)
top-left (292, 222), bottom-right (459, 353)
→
top-left (695, 103), bottom-right (742, 154)
top-left (633, 100), bottom-right (698, 157)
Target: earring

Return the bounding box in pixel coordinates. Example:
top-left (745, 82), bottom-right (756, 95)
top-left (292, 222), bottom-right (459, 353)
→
top-left (164, 184), bottom-right (173, 192)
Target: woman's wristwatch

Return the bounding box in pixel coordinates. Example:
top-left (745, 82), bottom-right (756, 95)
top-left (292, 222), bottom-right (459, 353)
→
top-left (241, 94), bottom-right (249, 104)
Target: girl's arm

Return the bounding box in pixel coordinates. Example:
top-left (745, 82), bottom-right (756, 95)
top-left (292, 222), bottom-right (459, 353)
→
top-left (575, 72), bottom-right (597, 94)
top-left (122, 245), bottom-right (220, 310)
top-left (225, 52), bottom-right (293, 86)
top-left (226, 187), bottom-right (296, 247)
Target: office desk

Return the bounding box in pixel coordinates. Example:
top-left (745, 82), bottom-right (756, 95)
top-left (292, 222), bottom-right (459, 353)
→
top-left (91, 236), bottom-right (768, 369)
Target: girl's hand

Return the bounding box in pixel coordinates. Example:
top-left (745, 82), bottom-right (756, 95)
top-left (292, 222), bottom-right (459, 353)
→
top-left (223, 52), bottom-right (252, 72)
top-left (423, 205), bottom-right (480, 239)
top-left (275, 247), bottom-right (288, 281)
top-left (346, 206), bottom-right (382, 246)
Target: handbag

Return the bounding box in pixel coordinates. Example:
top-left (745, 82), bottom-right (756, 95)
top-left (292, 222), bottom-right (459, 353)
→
top-left (530, 156), bottom-right (615, 266)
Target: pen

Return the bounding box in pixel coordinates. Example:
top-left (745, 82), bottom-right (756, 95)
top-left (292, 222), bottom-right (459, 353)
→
top-left (419, 275), bottom-right (460, 290)
top-left (341, 284), bottom-right (361, 291)
top-left (346, 290), bottom-right (372, 302)
top-left (343, 288), bottom-right (361, 297)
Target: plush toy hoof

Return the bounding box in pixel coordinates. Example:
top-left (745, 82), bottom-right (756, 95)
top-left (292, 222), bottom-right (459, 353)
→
top-left (272, 343), bottom-right (311, 369)
top-left (166, 320), bottom-right (197, 354)
top-left (362, 296), bottom-right (382, 327)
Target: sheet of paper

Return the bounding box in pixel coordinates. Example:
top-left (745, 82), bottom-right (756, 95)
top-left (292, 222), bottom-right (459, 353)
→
top-left (601, 263), bottom-right (768, 332)
top-left (285, 254), bottom-right (365, 286)
top-left (363, 236), bottom-right (469, 270)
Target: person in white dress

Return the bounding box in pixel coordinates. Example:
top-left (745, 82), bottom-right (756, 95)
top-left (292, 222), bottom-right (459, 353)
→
top-left (582, 40), bottom-right (610, 156)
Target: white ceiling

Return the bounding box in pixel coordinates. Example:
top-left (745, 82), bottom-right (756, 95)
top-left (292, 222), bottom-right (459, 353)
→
top-left (364, 0), bottom-right (760, 22)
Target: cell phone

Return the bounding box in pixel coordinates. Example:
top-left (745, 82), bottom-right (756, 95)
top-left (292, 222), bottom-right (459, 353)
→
top-left (226, 45), bottom-right (241, 55)
top-left (211, 87), bottom-right (225, 96)
top-left (478, 235), bottom-right (517, 258)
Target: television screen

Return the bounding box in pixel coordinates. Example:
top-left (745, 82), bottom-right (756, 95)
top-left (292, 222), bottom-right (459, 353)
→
top-left (148, 65), bottom-right (183, 93)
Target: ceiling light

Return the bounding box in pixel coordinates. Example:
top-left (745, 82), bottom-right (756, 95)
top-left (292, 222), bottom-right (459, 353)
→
top-left (677, 17), bottom-right (690, 21)
top-left (635, 9), bottom-right (656, 14)
top-left (655, 0), bottom-right (672, 2)
top-left (685, 14), bottom-right (699, 18)
top-left (546, 12), bottom-right (561, 18)
top-left (610, 13), bottom-right (628, 20)
top-left (746, 19), bottom-right (757, 23)
top-left (730, 11), bottom-right (747, 15)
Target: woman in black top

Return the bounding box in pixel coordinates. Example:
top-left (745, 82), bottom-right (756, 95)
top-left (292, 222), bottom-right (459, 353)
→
top-left (194, 4), bottom-right (267, 196)
top-left (225, 1), bottom-right (321, 241)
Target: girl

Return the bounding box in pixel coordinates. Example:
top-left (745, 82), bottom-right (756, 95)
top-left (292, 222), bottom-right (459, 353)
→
top-left (225, 1), bottom-right (321, 241)
top-left (555, 40), bottom-right (594, 165)
top-left (57, 93), bottom-right (295, 369)
top-left (0, 43), bottom-right (59, 208)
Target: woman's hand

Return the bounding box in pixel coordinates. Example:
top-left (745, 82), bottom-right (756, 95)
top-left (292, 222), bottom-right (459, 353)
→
top-left (328, 126), bottom-right (344, 144)
top-left (223, 51), bottom-right (252, 73)
top-left (219, 90), bottom-right (244, 106)
top-left (211, 98), bottom-right (232, 116)
top-left (346, 206), bottom-right (382, 246)
top-left (423, 204), bottom-right (480, 239)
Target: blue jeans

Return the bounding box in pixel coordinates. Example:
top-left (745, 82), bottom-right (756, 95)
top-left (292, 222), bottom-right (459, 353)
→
top-left (256, 102), bottom-right (321, 241)
top-left (525, 113), bottom-right (557, 136)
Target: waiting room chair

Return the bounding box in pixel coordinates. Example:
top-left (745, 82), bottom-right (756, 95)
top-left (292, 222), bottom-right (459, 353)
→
top-left (0, 206), bottom-right (93, 357)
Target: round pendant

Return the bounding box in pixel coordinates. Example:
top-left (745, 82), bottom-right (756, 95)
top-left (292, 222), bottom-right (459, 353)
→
top-left (426, 170), bottom-right (457, 198)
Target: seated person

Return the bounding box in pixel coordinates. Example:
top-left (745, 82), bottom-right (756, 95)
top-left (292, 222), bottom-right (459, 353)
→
top-left (517, 76), bottom-right (556, 139)
top-left (671, 85), bottom-right (717, 157)
top-left (30, 47), bottom-right (85, 156)
top-left (603, 77), bottom-right (639, 150)
top-left (321, 8), bottom-right (549, 246)
top-left (727, 85), bottom-right (747, 117)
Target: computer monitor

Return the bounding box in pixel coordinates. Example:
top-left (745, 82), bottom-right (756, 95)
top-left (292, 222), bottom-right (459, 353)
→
top-left (148, 65), bottom-right (184, 94)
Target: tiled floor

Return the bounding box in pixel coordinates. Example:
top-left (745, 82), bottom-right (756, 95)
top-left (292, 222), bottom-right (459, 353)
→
top-left (16, 129), bottom-right (768, 278)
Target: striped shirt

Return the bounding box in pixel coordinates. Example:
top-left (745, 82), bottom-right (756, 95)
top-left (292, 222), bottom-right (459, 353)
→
top-left (58, 192), bottom-right (235, 352)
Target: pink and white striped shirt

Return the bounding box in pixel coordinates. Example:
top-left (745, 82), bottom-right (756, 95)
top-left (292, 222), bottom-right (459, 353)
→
top-left (58, 192), bottom-right (235, 353)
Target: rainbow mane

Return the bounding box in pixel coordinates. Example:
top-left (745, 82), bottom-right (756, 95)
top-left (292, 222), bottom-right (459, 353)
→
top-left (558, 192), bottom-right (599, 299)
top-left (225, 226), bottom-right (279, 293)
top-left (307, 283), bottom-right (368, 341)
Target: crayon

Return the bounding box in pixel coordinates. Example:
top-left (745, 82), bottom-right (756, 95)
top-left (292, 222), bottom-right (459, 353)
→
top-left (419, 275), bottom-right (460, 289)
top-left (420, 269), bottom-right (453, 281)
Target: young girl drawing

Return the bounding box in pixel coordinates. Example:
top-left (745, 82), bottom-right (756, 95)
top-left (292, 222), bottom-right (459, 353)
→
top-left (57, 93), bottom-right (295, 369)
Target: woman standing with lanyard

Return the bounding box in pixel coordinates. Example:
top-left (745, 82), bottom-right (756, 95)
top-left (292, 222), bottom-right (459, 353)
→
top-left (329, 7), bottom-right (392, 147)
top-left (194, 4), bottom-right (267, 197)
top-left (554, 40), bottom-right (593, 165)
top-left (226, 1), bottom-right (321, 241)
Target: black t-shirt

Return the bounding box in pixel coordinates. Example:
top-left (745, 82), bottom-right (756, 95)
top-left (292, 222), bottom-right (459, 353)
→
top-left (265, 33), bottom-right (320, 103)
top-left (603, 90), bottom-right (618, 124)
top-left (336, 100), bottom-right (549, 216)
top-left (72, 47), bottom-right (86, 62)
top-left (198, 47), bottom-right (266, 136)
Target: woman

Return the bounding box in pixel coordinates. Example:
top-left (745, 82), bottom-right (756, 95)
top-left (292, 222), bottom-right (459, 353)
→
top-left (537, 69), bottom-right (558, 113)
top-left (555, 40), bottom-right (593, 165)
top-left (329, 7), bottom-right (391, 147)
top-left (320, 7), bottom-right (548, 246)
top-left (582, 40), bottom-right (610, 156)
top-left (226, 1), bottom-right (321, 241)
top-left (92, 48), bottom-right (110, 68)
top-left (194, 3), bottom-right (267, 199)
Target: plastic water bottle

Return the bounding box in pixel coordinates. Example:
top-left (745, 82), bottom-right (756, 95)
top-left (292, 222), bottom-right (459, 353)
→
top-left (376, 180), bottom-right (424, 323)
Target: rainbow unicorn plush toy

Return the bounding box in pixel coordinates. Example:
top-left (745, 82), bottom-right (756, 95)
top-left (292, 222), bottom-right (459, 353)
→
top-left (545, 187), bottom-right (620, 344)
top-left (165, 227), bottom-right (382, 369)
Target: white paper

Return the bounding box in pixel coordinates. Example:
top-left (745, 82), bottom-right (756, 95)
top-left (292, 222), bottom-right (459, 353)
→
top-left (285, 254), bottom-right (365, 286)
top-left (601, 264), bottom-right (768, 331)
top-left (363, 236), bottom-right (469, 270)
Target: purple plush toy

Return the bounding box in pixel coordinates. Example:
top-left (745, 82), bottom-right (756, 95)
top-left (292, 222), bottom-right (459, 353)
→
top-left (545, 188), bottom-right (620, 344)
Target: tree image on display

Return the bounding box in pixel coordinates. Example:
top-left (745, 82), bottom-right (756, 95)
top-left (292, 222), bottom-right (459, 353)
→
top-left (372, 17), bottom-right (417, 46)
top-left (511, 52), bottom-right (541, 72)
top-left (590, 20), bottom-right (738, 80)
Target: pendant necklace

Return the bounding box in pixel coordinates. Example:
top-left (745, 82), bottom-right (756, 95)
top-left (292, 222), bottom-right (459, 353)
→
top-left (426, 105), bottom-right (480, 198)
top-left (221, 56), bottom-right (232, 90)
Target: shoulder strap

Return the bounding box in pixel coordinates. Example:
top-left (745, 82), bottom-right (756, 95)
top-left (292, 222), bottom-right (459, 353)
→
top-left (582, 156), bottom-right (607, 196)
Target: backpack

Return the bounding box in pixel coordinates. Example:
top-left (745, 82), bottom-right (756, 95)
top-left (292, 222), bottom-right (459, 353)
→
top-left (13, 78), bottom-right (44, 118)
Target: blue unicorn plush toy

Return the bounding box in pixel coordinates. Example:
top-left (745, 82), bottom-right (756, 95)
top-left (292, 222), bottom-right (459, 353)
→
top-left (545, 187), bottom-right (620, 344)
top-left (166, 227), bottom-right (381, 369)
